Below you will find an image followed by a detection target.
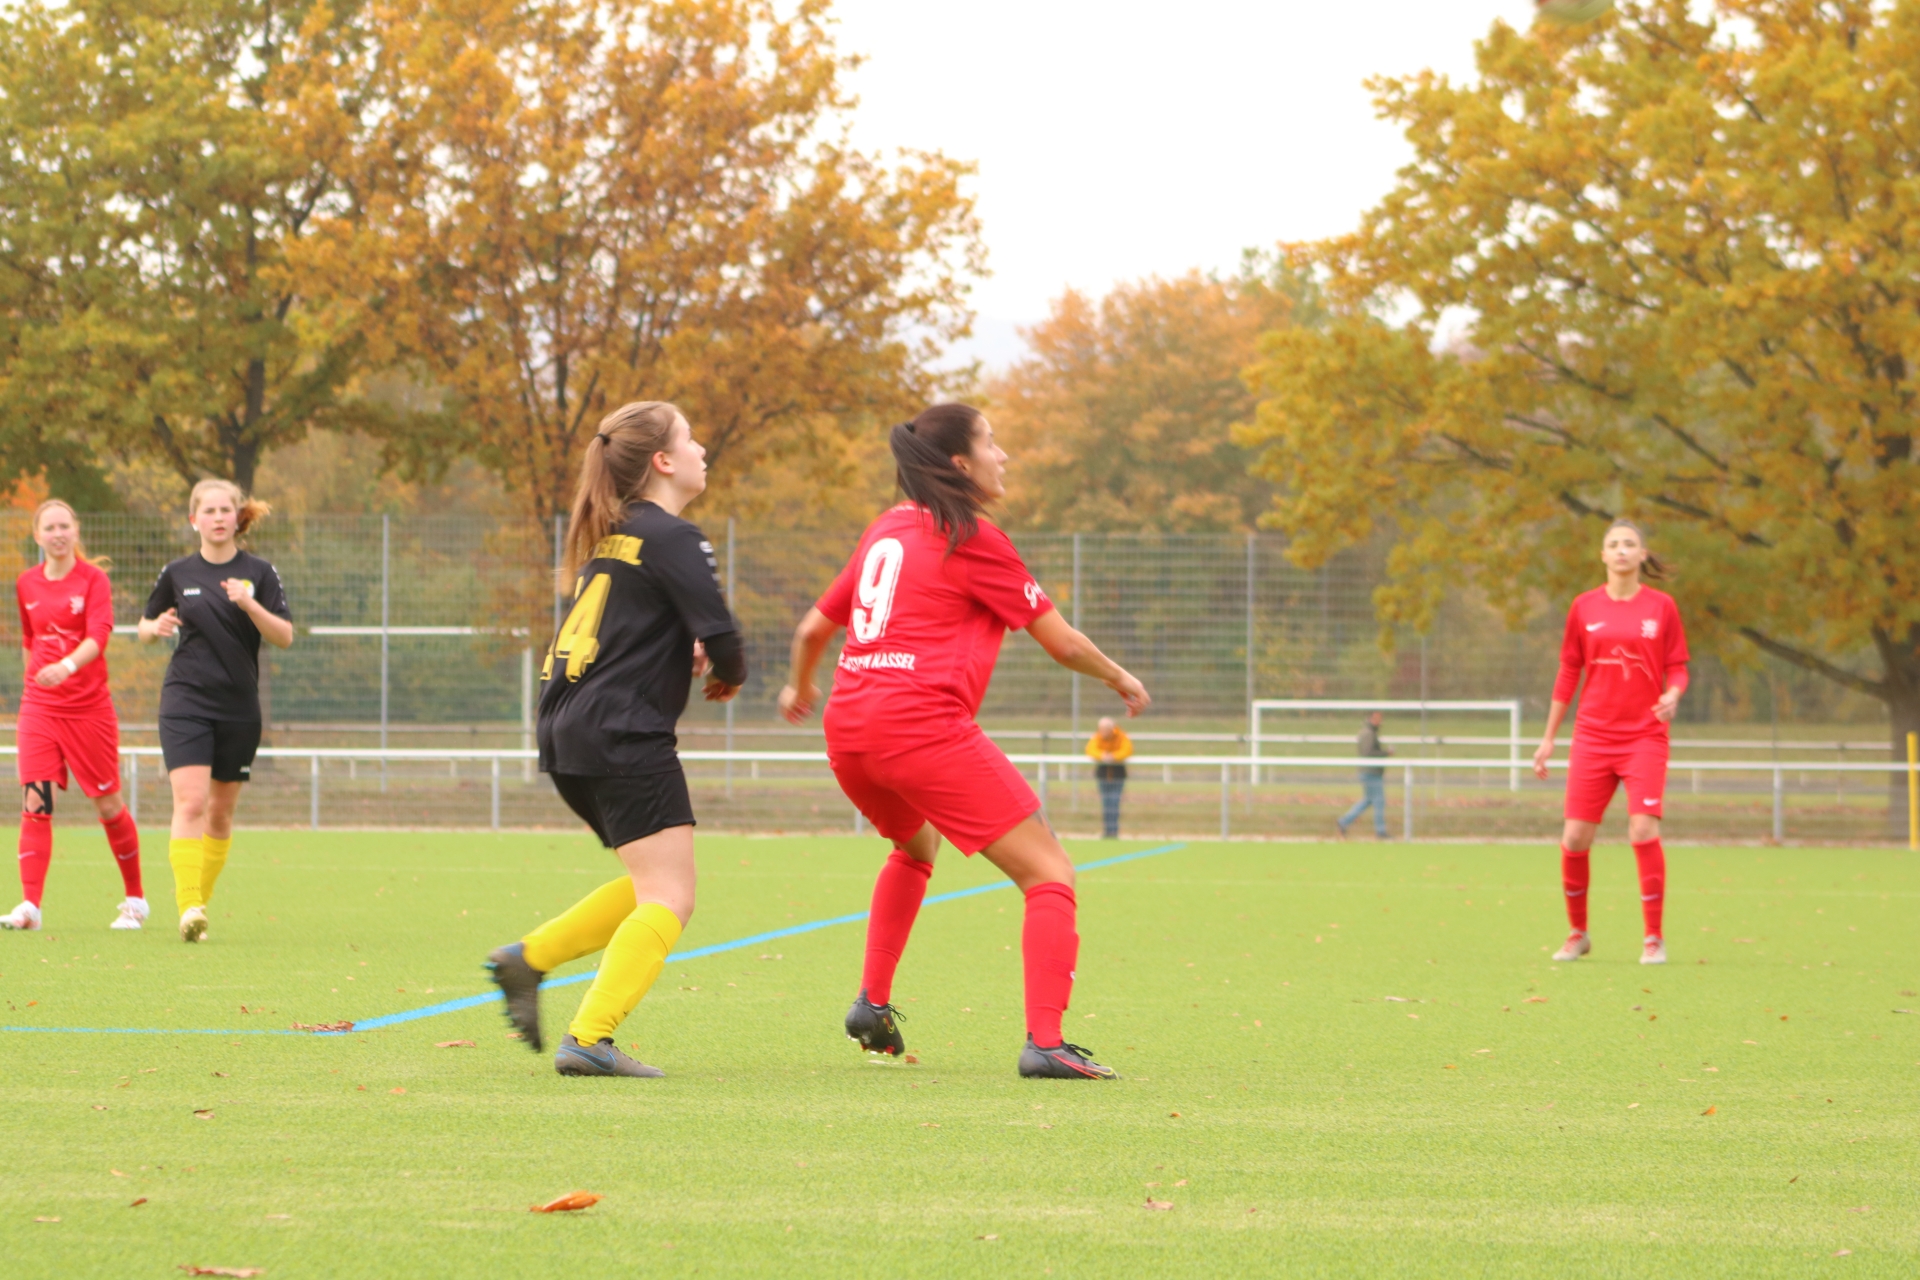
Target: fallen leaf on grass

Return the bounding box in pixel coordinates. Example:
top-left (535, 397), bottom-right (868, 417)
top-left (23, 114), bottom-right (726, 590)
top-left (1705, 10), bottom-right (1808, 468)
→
top-left (435, 1040), bottom-right (476, 1049)
top-left (975, 1234), bottom-right (999, 1241)
top-left (290, 1021), bottom-right (353, 1033)
top-left (1847, 1206), bottom-right (1870, 1214)
top-left (1524, 996), bottom-right (1547, 1004)
top-left (1168, 1112), bottom-right (1180, 1119)
top-left (1174, 1179), bottom-right (1188, 1187)
top-left (1628, 1103), bottom-right (1640, 1109)
top-left (1383, 996), bottom-right (1413, 1003)
top-left (1893, 1009), bottom-right (1915, 1015)
top-left (1834, 1249), bottom-right (1851, 1257)
top-left (192, 1110), bottom-right (214, 1121)
top-left (212, 1072), bottom-right (229, 1078)
top-left (505, 1032), bottom-right (523, 1040)
top-left (131, 1198), bottom-right (148, 1207)
top-left (1701, 1106), bottom-right (1717, 1116)
top-left (178, 1269), bottom-right (264, 1277)
top-left (389, 1088), bottom-right (406, 1095)
top-left (530, 1191), bottom-right (602, 1213)
top-left (1143, 1200), bottom-right (1173, 1211)
top-left (112, 1169), bottom-right (127, 1177)
top-left (91, 1105), bottom-right (107, 1111)
top-left (919, 1122), bottom-right (940, 1129)
top-left (35, 1216), bottom-right (59, 1223)
top-left (1443, 1064), bottom-right (1457, 1070)
top-left (904, 1054), bottom-right (919, 1064)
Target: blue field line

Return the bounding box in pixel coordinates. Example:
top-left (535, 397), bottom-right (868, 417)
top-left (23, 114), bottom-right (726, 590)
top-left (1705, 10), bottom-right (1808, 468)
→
top-left (5, 841), bottom-right (1188, 1039)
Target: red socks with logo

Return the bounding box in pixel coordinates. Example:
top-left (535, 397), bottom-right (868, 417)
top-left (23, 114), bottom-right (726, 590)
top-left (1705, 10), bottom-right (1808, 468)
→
top-left (102, 808), bottom-right (142, 899)
top-left (861, 850), bottom-right (933, 1006)
top-left (18, 814), bottom-right (51, 907)
top-left (1633, 839), bottom-right (1665, 938)
top-left (1023, 882), bottom-right (1079, 1048)
top-left (1560, 846), bottom-right (1589, 932)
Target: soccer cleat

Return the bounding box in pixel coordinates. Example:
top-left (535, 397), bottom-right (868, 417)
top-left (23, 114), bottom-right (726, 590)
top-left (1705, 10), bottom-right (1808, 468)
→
top-left (553, 1033), bottom-right (664, 1078)
top-left (1640, 935), bottom-right (1667, 965)
top-left (179, 905), bottom-right (209, 943)
top-left (0, 900), bottom-right (43, 931)
top-left (1552, 930), bottom-right (1591, 962)
top-left (1019, 1036), bottom-right (1119, 1080)
top-left (844, 989), bottom-right (907, 1056)
top-left (110, 897), bottom-right (149, 931)
top-left (486, 942), bottom-right (545, 1052)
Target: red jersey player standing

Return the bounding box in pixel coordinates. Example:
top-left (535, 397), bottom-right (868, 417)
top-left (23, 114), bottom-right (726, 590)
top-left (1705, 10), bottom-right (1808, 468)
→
top-left (779, 404), bottom-right (1150, 1080)
top-left (1, 501), bottom-right (145, 932)
top-left (1531, 519), bottom-right (1689, 965)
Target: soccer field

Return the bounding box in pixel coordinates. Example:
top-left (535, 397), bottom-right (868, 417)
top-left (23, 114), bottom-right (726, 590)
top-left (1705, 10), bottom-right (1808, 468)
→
top-left (5, 831), bottom-right (1914, 1278)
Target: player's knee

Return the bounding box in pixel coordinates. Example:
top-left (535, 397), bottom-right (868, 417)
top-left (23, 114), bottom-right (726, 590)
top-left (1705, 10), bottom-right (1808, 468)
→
top-left (94, 792), bottom-right (125, 822)
top-left (20, 781), bottom-right (52, 816)
top-left (1628, 815), bottom-right (1660, 843)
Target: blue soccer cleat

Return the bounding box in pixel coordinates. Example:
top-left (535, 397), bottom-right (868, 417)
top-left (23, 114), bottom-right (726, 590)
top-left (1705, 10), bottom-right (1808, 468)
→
top-left (554, 1034), bottom-right (664, 1078)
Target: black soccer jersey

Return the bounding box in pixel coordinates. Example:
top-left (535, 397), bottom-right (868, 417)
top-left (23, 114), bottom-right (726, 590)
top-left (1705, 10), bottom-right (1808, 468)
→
top-left (537, 502), bottom-right (744, 776)
top-left (143, 550), bottom-right (291, 721)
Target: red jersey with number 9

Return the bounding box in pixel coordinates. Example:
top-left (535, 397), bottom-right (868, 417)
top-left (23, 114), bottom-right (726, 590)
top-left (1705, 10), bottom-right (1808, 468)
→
top-left (817, 503), bottom-right (1053, 751)
top-left (1552, 585), bottom-right (1689, 747)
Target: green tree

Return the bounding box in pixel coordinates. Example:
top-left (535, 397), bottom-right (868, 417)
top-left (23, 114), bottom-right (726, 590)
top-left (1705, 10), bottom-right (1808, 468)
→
top-left (990, 259), bottom-right (1312, 533)
top-left (0, 0), bottom-right (419, 496)
top-left (1239, 0), bottom-right (1920, 827)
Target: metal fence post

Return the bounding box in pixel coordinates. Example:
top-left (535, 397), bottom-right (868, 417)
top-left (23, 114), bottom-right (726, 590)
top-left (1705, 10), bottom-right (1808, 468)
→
top-left (491, 756), bottom-right (501, 831)
top-left (1245, 533), bottom-right (1256, 714)
top-left (1772, 767), bottom-right (1785, 842)
top-left (520, 646), bottom-right (534, 782)
top-left (1220, 763), bottom-right (1230, 839)
top-left (127, 752), bottom-right (138, 824)
top-left (310, 753), bottom-right (321, 830)
top-left (725, 517), bottom-right (736, 799)
top-left (1071, 532), bottom-right (1082, 746)
top-left (1037, 757), bottom-right (1048, 816)
top-left (380, 513), bottom-right (390, 794)
top-left (1404, 764), bottom-right (1415, 841)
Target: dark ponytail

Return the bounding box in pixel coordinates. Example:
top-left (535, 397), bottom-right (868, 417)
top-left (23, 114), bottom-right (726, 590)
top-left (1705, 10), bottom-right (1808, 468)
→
top-left (890, 403), bottom-right (988, 552)
top-left (1607, 517), bottom-right (1669, 581)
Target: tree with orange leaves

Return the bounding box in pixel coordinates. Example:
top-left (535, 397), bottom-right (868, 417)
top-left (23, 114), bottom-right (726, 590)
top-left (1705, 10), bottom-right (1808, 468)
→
top-left (1240, 1), bottom-right (1920, 827)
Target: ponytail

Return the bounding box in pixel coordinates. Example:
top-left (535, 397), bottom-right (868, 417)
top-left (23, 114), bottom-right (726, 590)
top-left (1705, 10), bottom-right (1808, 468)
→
top-left (1607, 517), bottom-right (1669, 581)
top-left (559, 400), bottom-right (682, 592)
top-left (890, 403), bottom-right (989, 553)
top-left (29, 498), bottom-right (110, 572)
top-left (188, 478), bottom-right (271, 539)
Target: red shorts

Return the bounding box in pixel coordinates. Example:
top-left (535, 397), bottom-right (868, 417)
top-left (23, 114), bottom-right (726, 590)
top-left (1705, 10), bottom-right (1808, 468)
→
top-left (17, 710), bottom-right (123, 798)
top-left (1565, 737), bottom-right (1667, 823)
top-left (828, 722), bottom-right (1039, 855)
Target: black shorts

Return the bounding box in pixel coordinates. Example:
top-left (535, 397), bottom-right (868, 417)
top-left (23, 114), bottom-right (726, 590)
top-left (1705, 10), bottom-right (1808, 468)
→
top-left (159, 716), bottom-right (263, 783)
top-left (551, 769), bottom-right (695, 848)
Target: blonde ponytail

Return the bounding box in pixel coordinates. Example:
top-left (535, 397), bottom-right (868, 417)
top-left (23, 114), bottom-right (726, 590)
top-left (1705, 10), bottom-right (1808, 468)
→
top-left (559, 401), bottom-right (683, 592)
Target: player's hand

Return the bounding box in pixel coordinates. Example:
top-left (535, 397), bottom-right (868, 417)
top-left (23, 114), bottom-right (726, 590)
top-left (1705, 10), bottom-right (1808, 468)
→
top-left (703, 673), bottom-right (739, 703)
top-left (1107, 669), bottom-right (1150, 717)
top-left (1532, 739), bottom-right (1555, 780)
top-left (151, 608), bottom-right (181, 639)
top-left (33, 661), bottom-right (67, 688)
top-left (1652, 687), bottom-right (1681, 724)
top-left (691, 640), bottom-right (711, 678)
top-left (778, 682), bottom-right (815, 724)
top-left (221, 578), bottom-right (254, 605)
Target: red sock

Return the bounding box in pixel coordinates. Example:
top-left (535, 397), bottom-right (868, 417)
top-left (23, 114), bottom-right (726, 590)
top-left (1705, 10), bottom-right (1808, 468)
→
top-left (861, 850), bottom-right (932, 1006)
top-left (18, 814), bottom-right (52, 907)
top-left (1633, 839), bottom-right (1665, 938)
top-left (1022, 882), bottom-right (1079, 1047)
top-left (102, 808), bottom-right (142, 899)
top-left (1561, 846), bottom-right (1590, 932)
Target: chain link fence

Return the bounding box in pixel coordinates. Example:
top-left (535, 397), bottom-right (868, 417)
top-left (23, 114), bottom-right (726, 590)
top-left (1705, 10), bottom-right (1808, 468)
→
top-left (0, 513), bottom-right (1901, 841)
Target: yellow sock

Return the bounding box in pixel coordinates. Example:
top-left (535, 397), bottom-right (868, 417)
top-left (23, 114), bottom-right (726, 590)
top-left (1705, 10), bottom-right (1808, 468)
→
top-left (169, 838), bottom-right (205, 915)
top-left (523, 877), bottom-right (637, 974)
top-left (567, 903), bottom-right (682, 1045)
top-left (199, 836), bottom-right (232, 904)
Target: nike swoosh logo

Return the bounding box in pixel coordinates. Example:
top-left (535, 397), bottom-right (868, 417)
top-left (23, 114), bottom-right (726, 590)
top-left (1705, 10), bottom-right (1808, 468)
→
top-left (1585, 622), bottom-right (1604, 631)
top-left (1644, 798), bottom-right (1660, 805)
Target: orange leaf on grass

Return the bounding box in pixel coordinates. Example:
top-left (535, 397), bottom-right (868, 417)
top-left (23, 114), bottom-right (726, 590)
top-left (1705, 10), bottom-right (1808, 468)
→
top-left (435, 1040), bottom-right (475, 1049)
top-left (1523, 996), bottom-right (1547, 1004)
top-left (131, 1198), bottom-right (148, 1207)
top-left (177, 1269), bottom-right (264, 1277)
top-left (1701, 1106), bottom-right (1717, 1115)
top-left (531, 1191), bottom-right (603, 1213)
top-left (1144, 1199), bottom-right (1174, 1211)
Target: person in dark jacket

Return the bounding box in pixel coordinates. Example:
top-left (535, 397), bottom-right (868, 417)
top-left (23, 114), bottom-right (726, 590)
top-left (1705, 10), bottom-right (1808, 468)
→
top-left (1335, 711), bottom-right (1392, 840)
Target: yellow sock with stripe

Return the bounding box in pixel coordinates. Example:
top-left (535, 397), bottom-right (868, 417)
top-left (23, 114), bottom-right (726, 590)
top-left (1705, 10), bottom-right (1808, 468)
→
top-left (199, 836), bottom-right (232, 904)
top-left (522, 876), bottom-right (638, 974)
top-left (169, 838), bottom-right (205, 915)
top-left (567, 903), bottom-right (682, 1045)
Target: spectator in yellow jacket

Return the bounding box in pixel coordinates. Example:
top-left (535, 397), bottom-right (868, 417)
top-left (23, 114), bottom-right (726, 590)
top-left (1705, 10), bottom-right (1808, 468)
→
top-left (1086, 717), bottom-right (1133, 839)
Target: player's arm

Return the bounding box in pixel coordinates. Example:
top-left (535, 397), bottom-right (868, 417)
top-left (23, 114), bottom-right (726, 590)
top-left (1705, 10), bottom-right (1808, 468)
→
top-left (699, 629), bottom-right (746, 703)
top-left (226, 566), bottom-right (294, 649)
top-left (1026, 609), bottom-right (1149, 717)
top-left (1653, 664), bottom-right (1689, 723)
top-left (138, 568), bottom-right (179, 643)
top-left (651, 526), bottom-right (743, 700)
top-left (33, 636), bottom-right (103, 688)
top-left (1534, 605), bottom-right (1586, 777)
top-left (778, 606), bottom-right (840, 724)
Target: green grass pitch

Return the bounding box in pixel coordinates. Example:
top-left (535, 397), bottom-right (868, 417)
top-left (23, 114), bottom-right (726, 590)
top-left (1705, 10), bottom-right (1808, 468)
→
top-left (4, 829), bottom-right (1914, 1277)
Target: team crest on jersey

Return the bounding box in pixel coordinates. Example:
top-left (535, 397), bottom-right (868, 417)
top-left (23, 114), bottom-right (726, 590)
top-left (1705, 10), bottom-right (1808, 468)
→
top-left (68, 595), bottom-right (84, 614)
top-left (1641, 619), bottom-right (1658, 639)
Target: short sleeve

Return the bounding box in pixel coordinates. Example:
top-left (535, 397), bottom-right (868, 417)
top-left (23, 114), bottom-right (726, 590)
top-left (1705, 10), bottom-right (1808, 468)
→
top-left (958, 525), bottom-right (1052, 631)
top-left (84, 569), bottom-right (114, 646)
top-left (15, 578), bottom-right (30, 645)
top-left (817, 551), bottom-right (857, 627)
top-left (1664, 596), bottom-right (1689, 667)
top-left (1551, 600), bottom-right (1585, 704)
top-left (653, 523), bottom-right (735, 641)
top-left (254, 563), bottom-right (291, 621)
top-left (143, 565), bottom-right (176, 621)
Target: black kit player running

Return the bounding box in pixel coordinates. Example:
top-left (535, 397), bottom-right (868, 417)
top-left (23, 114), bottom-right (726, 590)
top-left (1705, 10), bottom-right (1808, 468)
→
top-left (144, 550), bottom-right (291, 780)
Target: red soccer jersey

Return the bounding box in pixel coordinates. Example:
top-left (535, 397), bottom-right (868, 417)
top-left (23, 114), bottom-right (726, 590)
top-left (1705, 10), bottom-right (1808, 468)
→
top-left (16, 560), bottom-right (116, 717)
top-left (1552, 585), bottom-right (1689, 746)
top-left (817, 503), bottom-right (1054, 750)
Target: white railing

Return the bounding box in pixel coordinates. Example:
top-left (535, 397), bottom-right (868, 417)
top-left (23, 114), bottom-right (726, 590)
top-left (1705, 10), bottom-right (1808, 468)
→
top-left (8, 746), bottom-right (1911, 845)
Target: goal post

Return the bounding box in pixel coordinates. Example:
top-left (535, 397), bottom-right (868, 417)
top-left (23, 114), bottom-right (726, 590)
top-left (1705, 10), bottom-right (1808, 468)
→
top-left (1250, 698), bottom-right (1525, 792)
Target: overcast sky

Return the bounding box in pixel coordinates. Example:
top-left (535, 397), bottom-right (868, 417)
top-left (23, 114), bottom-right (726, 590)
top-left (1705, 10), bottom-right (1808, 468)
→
top-left (831, 0), bottom-right (1551, 366)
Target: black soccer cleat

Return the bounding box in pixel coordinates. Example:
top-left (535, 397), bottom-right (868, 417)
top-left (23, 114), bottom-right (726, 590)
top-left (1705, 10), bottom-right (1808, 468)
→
top-left (485, 941), bottom-right (545, 1053)
top-left (1019, 1036), bottom-right (1119, 1080)
top-left (844, 989), bottom-right (907, 1056)
top-left (554, 1034), bottom-right (665, 1078)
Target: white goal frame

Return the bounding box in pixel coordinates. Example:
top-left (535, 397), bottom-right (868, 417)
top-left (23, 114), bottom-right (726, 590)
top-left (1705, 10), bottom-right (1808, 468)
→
top-left (1250, 698), bottom-right (1525, 791)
